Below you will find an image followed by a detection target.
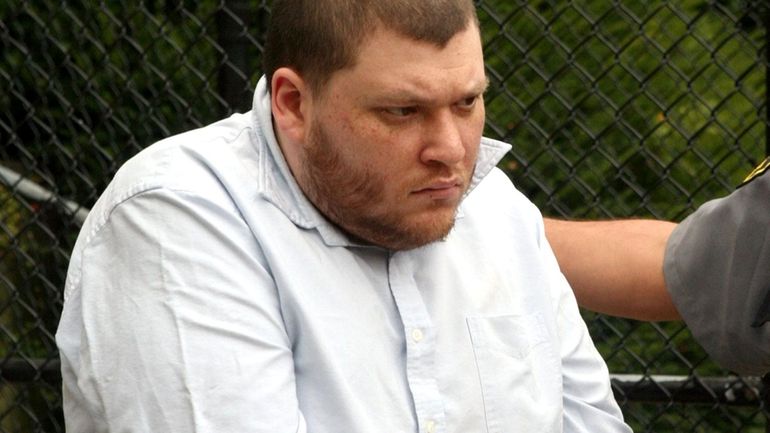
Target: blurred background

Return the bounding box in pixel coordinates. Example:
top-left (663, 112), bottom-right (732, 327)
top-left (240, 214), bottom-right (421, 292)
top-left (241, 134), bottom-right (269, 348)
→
top-left (1, 1), bottom-right (768, 431)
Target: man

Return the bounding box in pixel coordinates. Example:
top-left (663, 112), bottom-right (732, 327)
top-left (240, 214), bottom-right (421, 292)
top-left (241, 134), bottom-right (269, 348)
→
top-left (56, 1), bottom-right (631, 431)
top-left (545, 158), bottom-right (770, 375)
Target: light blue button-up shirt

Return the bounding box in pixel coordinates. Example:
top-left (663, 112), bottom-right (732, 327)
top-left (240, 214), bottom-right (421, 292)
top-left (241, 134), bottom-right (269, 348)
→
top-left (56, 77), bottom-right (632, 433)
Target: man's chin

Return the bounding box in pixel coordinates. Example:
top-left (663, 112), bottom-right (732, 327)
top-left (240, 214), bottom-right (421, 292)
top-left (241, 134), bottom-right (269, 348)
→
top-left (370, 211), bottom-right (457, 251)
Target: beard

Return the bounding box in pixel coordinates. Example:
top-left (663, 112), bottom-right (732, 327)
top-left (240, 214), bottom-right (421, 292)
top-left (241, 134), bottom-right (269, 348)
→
top-left (297, 120), bottom-right (467, 251)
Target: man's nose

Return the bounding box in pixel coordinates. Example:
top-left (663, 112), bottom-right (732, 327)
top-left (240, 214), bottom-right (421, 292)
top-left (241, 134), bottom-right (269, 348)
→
top-left (419, 110), bottom-right (466, 166)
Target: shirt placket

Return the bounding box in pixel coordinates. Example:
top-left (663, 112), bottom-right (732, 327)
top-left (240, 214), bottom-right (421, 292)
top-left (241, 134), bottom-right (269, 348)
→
top-left (388, 251), bottom-right (446, 433)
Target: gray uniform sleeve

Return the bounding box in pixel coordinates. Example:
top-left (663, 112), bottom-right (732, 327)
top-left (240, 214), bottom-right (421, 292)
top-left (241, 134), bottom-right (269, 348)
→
top-left (663, 165), bottom-right (770, 376)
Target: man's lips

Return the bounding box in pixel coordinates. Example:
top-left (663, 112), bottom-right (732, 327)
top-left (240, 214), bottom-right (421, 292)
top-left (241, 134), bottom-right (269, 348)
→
top-left (411, 179), bottom-right (463, 200)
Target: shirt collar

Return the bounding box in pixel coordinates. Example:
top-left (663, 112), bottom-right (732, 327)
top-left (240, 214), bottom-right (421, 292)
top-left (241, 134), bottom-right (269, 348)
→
top-left (250, 76), bottom-right (512, 247)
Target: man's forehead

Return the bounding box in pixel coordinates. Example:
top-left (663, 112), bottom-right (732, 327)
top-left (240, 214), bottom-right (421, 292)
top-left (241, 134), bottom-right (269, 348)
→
top-left (368, 24), bottom-right (479, 58)
top-left (331, 26), bottom-right (485, 102)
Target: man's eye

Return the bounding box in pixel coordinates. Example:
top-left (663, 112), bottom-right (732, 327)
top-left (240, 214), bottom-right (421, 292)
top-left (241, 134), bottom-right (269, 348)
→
top-left (383, 106), bottom-right (418, 117)
top-left (457, 96), bottom-right (478, 109)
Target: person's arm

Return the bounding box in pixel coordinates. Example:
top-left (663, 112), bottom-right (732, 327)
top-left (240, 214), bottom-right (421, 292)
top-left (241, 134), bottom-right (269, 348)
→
top-left (57, 189), bottom-right (307, 432)
top-left (543, 218), bottom-right (680, 321)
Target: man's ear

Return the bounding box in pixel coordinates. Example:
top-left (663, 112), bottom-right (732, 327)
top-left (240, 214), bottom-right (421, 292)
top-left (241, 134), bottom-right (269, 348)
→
top-left (271, 68), bottom-right (310, 144)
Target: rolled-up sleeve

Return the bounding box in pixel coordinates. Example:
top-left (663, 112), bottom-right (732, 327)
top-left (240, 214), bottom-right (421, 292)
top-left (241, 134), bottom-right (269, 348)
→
top-left (664, 172), bottom-right (770, 375)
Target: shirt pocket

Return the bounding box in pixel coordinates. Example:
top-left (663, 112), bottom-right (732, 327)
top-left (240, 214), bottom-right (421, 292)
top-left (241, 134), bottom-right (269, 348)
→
top-left (467, 314), bottom-right (562, 433)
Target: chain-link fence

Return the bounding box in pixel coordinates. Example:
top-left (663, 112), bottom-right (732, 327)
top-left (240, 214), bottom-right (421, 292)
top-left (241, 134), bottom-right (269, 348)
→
top-left (1, 1), bottom-right (768, 432)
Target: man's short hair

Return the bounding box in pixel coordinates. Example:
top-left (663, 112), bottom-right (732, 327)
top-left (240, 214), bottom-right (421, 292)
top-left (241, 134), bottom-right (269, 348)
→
top-left (263, 0), bottom-right (478, 95)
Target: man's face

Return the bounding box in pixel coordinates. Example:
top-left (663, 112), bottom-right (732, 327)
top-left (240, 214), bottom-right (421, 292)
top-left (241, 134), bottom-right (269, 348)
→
top-left (298, 23), bottom-right (487, 250)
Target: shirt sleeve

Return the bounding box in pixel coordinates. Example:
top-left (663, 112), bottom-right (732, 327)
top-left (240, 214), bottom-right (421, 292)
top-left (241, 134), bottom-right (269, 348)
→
top-left (56, 188), bottom-right (307, 432)
top-left (537, 215), bottom-right (633, 433)
top-left (664, 171), bottom-right (770, 375)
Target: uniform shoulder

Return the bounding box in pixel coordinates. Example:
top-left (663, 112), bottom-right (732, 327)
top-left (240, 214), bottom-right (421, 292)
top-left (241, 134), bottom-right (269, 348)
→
top-left (739, 156), bottom-right (770, 188)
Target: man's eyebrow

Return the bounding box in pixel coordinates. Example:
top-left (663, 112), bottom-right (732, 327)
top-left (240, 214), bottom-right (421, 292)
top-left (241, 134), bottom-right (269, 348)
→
top-left (373, 90), bottom-right (433, 105)
top-left (466, 77), bottom-right (490, 98)
top-left (369, 78), bottom-right (491, 105)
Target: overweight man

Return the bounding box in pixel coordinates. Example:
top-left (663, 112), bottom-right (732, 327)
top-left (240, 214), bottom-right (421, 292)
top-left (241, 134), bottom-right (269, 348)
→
top-left (56, 1), bottom-right (631, 431)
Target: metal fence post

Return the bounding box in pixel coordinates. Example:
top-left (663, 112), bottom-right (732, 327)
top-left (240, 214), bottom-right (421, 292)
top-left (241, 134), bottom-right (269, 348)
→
top-left (217, 0), bottom-right (253, 114)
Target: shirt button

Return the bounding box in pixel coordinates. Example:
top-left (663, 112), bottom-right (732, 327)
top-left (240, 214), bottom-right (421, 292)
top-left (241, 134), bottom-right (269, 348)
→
top-left (411, 328), bottom-right (424, 342)
top-left (426, 420), bottom-right (436, 433)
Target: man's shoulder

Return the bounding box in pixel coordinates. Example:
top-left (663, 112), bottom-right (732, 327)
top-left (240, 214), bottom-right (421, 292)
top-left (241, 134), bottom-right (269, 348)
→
top-left (86, 112), bottom-right (263, 228)
top-left (124, 112), bottom-right (255, 183)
